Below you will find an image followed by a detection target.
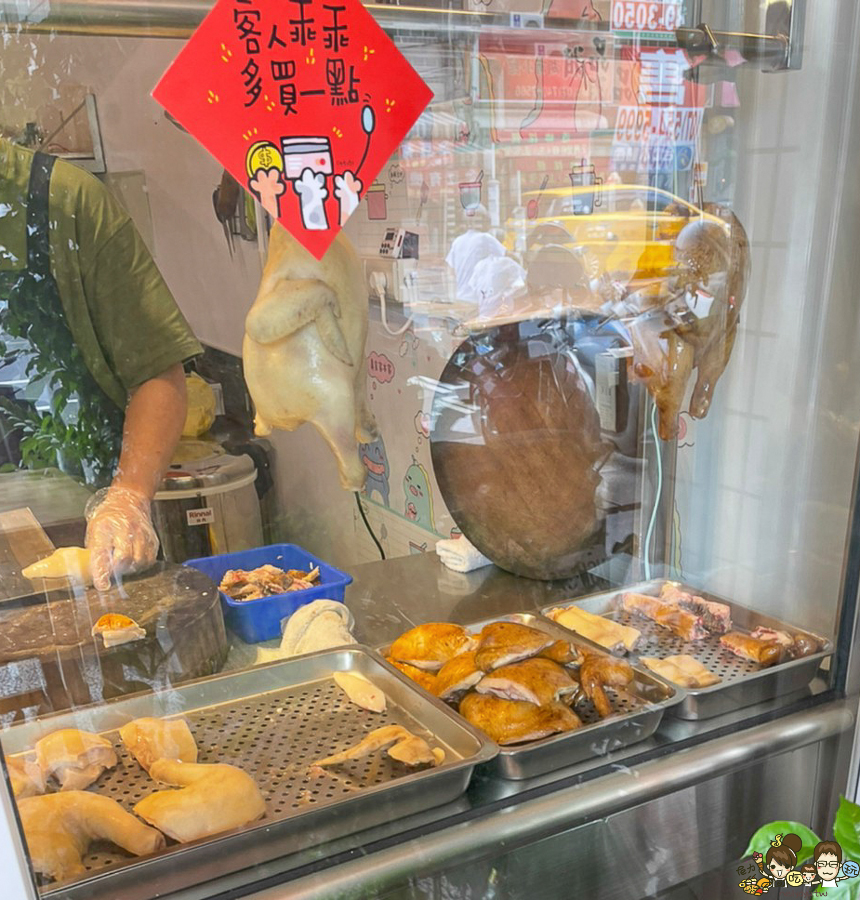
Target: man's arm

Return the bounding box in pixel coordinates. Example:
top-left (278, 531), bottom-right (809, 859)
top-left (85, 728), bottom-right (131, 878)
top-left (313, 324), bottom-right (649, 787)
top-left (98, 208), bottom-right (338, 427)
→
top-left (87, 363), bottom-right (187, 589)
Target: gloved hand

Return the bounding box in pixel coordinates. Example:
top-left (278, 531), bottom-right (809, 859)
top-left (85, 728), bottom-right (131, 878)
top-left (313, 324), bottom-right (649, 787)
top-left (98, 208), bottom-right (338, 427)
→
top-left (85, 486), bottom-right (160, 591)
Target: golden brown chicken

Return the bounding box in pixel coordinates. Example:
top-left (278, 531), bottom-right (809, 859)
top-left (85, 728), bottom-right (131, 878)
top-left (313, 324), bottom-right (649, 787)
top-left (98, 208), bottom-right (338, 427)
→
top-left (577, 654), bottom-right (634, 718)
top-left (385, 657), bottom-right (439, 692)
top-left (119, 718), bottom-right (198, 774)
top-left (539, 640), bottom-right (584, 666)
top-left (476, 658), bottom-right (578, 706)
top-left (434, 651), bottom-right (483, 702)
top-left (312, 725), bottom-right (444, 768)
top-left (19, 791), bottom-right (165, 882)
top-left (34, 729), bottom-right (117, 791)
top-left (459, 693), bottom-right (581, 745)
top-left (388, 623), bottom-right (475, 671)
top-left (134, 760), bottom-right (265, 843)
top-left (474, 622), bottom-right (555, 672)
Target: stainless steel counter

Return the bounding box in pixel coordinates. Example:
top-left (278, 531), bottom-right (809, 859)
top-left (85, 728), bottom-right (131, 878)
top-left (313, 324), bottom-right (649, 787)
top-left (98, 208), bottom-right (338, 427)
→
top-left (160, 553), bottom-right (855, 900)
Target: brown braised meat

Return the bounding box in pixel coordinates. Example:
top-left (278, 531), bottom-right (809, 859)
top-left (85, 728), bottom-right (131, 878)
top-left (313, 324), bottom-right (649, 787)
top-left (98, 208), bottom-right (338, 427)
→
top-left (459, 693), bottom-right (581, 746)
top-left (475, 658), bottom-right (578, 706)
top-left (474, 622), bottom-right (555, 672)
top-left (388, 623), bottom-right (475, 671)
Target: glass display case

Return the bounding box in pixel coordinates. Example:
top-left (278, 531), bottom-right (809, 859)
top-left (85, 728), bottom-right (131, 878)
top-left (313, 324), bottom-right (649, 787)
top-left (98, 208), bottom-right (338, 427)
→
top-left (2, 0), bottom-right (860, 897)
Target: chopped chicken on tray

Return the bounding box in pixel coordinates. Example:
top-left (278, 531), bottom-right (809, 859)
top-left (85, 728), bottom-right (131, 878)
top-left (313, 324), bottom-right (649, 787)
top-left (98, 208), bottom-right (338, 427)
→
top-left (333, 672), bottom-right (386, 713)
top-left (312, 725), bottom-right (444, 768)
top-left (34, 729), bottom-right (118, 792)
top-left (546, 606), bottom-right (641, 654)
top-left (119, 717), bottom-right (199, 773)
top-left (386, 658), bottom-right (439, 692)
top-left (459, 694), bottom-right (582, 745)
top-left (219, 564), bottom-right (320, 601)
top-left (19, 791), bottom-right (165, 882)
top-left (434, 651), bottom-right (483, 702)
top-left (474, 622), bottom-right (556, 672)
top-left (134, 760), bottom-right (266, 843)
top-left (388, 623), bottom-right (475, 671)
top-left (5, 756), bottom-right (46, 799)
top-left (578, 654), bottom-right (635, 719)
top-left (640, 655), bottom-right (720, 688)
top-left (476, 658), bottom-right (578, 707)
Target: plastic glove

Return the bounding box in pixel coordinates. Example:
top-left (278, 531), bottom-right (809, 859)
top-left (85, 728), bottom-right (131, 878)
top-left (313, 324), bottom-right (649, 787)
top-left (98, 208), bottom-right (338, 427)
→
top-left (85, 486), bottom-right (159, 591)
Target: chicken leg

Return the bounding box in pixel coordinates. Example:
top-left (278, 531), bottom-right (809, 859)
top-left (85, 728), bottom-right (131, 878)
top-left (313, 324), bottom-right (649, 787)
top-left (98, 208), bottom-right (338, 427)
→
top-left (133, 760), bottom-right (265, 843)
top-left (18, 791), bottom-right (165, 882)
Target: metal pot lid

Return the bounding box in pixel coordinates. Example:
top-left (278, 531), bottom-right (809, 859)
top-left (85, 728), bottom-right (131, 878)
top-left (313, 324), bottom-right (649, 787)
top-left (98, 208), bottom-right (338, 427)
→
top-left (158, 449), bottom-right (256, 493)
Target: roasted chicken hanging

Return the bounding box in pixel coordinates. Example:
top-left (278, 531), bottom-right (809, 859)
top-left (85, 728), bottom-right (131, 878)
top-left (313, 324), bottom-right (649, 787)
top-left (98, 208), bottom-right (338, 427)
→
top-left (243, 225), bottom-right (377, 490)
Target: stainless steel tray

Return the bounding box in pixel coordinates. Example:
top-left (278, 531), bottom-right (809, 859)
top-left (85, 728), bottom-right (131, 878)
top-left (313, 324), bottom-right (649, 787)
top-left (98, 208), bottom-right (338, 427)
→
top-left (381, 614), bottom-right (682, 780)
top-left (2, 646), bottom-right (496, 900)
top-left (541, 581), bottom-right (834, 720)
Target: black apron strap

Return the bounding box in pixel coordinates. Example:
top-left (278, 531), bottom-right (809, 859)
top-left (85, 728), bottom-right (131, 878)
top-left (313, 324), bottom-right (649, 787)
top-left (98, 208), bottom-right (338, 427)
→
top-left (26, 151), bottom-right (57, 278)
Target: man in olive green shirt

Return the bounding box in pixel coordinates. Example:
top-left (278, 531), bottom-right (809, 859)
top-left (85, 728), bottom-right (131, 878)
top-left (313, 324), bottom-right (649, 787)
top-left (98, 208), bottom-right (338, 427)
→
top-left (0, 137), bottom-right (202, 589)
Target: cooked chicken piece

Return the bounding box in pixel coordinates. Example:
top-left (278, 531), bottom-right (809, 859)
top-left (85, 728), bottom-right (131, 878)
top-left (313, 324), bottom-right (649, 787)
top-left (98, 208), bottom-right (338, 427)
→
top-left (539, 640), bottom-right (584, 666)
top-left (119, 718), bottom-right (198, 773)
top-left (434, 651), bottom-right (483, 702)
top-left (244, 226), bottom-right (378, 490)
top-left (35, 729), bottom-right (117, 791)
top-left (459, 693), bottom-right (582, 745)
top-left (19, 791), bottom-right (165, 882)
top-left (621, 592), bottom-right (709, 642)
top-left (21, 547), bottom-right (92, 587)
top-left (386, 658), bottom-right (439, 692)
top-left (134, 760), bottom-right (265, 843)
top-left (388, 623), bottom-right (476, 671)
top-left (476, 658), bottom-right (579, 706)
top-left (719, 632), bottom-right (783, 668)
top-left (333, 672), bottom-right (386, 713)
top-left (312, 725), bottom-right (444, 768)
top-left (6, 756), bottom-right (45, 799)
top-left (547, 606), bottom-right (640, 653)
top-left (577, 654), bottom-right (635, 719)
top-left (640, 655), bottom-right (720, 688)
top-left (91, 613), bottom-right (146, 648)
top-left (474, 622), bottom-right (556, 672)
top-left (659, 583), bottom-right (732, 634)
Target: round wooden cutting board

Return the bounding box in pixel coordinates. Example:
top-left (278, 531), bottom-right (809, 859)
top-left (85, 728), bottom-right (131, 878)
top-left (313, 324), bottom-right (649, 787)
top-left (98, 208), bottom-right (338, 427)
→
top-left (430, 320), bottom-right (611, 580)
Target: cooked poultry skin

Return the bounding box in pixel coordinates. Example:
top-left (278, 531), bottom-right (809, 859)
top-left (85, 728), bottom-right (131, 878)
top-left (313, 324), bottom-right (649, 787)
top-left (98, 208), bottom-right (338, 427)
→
top-left (539, 640), bottom-right (584, 666)
top-left (434, 651), bottom-right (483, 702)
top-left (474, 622), bottom-right (556, 672)
top-left (547, 606), bottom-right (640, 654)
top-left (5, 756), bottom-right (45, 799)
top-left (34, 729), bottom-right (118, 791)
top-left (134, 760), bottom-right (266, 843)
top-left (459, 693), bottom-right (581, 745)
top-left (577, 654), bottom-right (634, 718)
top-left (333, 672), bottom-right (386, 713)
top-left (385, 657), bottom-right (439, 692)
top-left (476, 658), bottom-right (578, 706)
top-left (312, 725), bottom-right (444, 768)
top-left (388, 623), bottom-right (475, 671)
top-left (19, 791), bottom-right (165, 882)
top-left (119, 718), bottom-right (198, 774)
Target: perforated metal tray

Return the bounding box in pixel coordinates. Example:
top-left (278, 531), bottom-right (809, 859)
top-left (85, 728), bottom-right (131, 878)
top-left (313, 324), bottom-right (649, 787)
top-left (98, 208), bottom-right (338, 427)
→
top-left (1, 646), bottom-right (496, 900)
top-left (381, 614), bottom-right (682, 780)
top-left (541, 581), bottom-right (833, 720)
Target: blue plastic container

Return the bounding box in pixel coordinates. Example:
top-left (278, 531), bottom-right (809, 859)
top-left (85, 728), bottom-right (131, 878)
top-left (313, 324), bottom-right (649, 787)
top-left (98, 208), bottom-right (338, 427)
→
top-left (184, 544), bottom-right (353, 644)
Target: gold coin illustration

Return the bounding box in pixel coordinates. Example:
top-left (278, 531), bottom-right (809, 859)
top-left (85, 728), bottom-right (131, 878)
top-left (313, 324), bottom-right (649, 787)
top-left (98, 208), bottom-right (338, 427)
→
top-left (246, 141), bottom-right (284, 176)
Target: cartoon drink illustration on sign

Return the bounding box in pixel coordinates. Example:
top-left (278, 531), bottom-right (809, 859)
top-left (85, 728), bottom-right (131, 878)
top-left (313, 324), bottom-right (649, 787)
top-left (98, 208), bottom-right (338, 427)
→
top-left (152, 0), bottom-right (433, 259)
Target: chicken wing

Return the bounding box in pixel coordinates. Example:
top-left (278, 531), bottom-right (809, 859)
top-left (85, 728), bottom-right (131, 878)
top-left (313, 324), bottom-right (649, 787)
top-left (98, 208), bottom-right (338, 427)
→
top-left (459, 693), bottom-right (581, 745)
top-left (312, 725), bottom-right (444, 768)
top-left (474, 622), bottom-right (555, 671)
top-left (539, 640), bottom-right (584, 666)
top-left (19, 791), bottom-right (165, 882)
top-left (34, 729), bottom-right (117, 791)
top-left (119, 718), bottom-right (198, 773)
top-left (134, 760), bottom-right (265, 843)
top-left (388, 623), bottom-right (475, 671)
top-left (476, 658), bottom-right (578, 706)
top-left (577, 654), bottom-right (634, 719)
top-left (434, 651), bottom-right (483, 702)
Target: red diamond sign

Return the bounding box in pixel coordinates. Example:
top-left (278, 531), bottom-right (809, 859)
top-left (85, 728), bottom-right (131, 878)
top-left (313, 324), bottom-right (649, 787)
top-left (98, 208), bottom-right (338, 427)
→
top-left (153, 0), bottom-right (433, 259)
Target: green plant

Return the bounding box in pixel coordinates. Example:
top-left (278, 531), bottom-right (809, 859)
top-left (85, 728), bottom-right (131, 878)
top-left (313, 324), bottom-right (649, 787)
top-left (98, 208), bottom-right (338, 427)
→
top-left (744, 796), bottom-right (860, 896)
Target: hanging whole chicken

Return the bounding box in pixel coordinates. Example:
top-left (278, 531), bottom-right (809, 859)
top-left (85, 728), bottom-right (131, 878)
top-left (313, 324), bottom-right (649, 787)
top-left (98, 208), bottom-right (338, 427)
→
top-left (244, 224), bottom-right (377, 489)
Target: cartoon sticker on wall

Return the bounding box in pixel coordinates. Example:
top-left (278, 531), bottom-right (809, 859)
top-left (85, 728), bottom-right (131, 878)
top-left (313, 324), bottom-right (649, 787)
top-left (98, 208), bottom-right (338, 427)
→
top-left (404, 459), bottom-right (435, 532)
top-left (359, 435), bottom-right (390, 506)
top-left (153, 0), bottom-right (433, 258)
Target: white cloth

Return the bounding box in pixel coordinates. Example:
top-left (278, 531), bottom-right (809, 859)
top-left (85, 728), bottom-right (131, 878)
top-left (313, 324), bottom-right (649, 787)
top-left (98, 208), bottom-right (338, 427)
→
top-left (436, 536), bottom-right (493, 573)
top-left (280, 599), bottom-right (356, 655)
top-left (468, 256), bottom-right (526, 319)
top-left (445, 230), bottom-right (506, 302)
